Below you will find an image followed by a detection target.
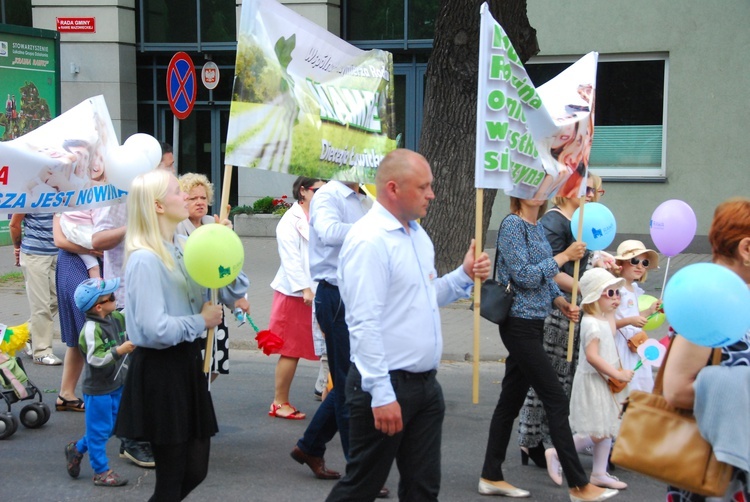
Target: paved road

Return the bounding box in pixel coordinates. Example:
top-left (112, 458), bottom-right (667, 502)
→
top-left (0, 238), bottom-right (705, 501)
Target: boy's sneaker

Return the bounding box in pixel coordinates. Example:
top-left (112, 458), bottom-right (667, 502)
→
top-left (65, 442), bottom-right (84, 478)
top-left (93, 470), bottom-right (128, 487)
top-left (120, 440), bottom-right (155, 468)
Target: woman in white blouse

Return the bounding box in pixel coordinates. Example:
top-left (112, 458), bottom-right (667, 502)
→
top-left (268, 176), bottom-right (325, 419)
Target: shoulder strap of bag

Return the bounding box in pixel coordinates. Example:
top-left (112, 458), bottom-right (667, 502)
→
top-left (492, 214), bottom-right (514, 283)
top-left (494, 213), bottom-right (532, 284)
top-left (653, 339), bottom-right (721, 397)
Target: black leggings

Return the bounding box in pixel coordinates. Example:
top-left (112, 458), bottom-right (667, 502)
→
top-left (150, 437), bottom-right (210, 501)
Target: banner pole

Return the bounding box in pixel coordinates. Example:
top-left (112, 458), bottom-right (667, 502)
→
top-left (472, 189), bottom-right (483, 404)
top-left (566, 196), bottom-right (586, 362)
top-left (203, 164), bottom-right (234, 374)
top-left (203, 289), bottom-right (218, 374)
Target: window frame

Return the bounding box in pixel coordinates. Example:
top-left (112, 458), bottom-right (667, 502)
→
top-left (526, 52), bottom-right (669, 181)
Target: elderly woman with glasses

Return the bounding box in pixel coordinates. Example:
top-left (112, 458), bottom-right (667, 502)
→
top-left (175, 173), bottom-right (248, 381)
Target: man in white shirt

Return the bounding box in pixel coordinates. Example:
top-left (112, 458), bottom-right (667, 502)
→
top-left (291, 178), bottom-right (370, 481)
top-left (326, 149), bottom-right (491, 501)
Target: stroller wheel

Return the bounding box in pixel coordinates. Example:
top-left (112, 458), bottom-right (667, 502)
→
top-left (0, 413), bottom-right (17, 439)
top-left (20, 404), bottom-right (46, 429)
top-left (39, 403), bottom-right (51, 425)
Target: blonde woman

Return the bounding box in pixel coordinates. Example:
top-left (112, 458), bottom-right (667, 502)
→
top-left (114, 169), bottom-right (249, 500)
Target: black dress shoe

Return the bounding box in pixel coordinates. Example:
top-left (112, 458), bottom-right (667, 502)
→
top-left (290, 446), bottom-right (341, 480)
top-left (377, 487), bottom-right (390, 499)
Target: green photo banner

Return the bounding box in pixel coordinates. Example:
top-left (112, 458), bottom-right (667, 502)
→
top-left (0, 25), bottom-right (59, 141)
top-left (226, 0), bottom-right (397, 183)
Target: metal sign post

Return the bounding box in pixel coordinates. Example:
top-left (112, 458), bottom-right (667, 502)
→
top-left (167, 52), bottom-right (197, 172)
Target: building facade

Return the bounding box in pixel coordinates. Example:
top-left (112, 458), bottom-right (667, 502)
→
top-left (4, 0), bottom-right (749, 250)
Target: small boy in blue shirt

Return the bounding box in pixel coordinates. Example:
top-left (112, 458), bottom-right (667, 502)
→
top-left (65, 278), bottom-right (134, 487)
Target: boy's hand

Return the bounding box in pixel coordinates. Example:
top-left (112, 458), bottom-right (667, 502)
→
top-left (117, 341), bottom-right (136, 356)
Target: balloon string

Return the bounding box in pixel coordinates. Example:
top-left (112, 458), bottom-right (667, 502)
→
top-left (659, 256), bottom-right (671, 301)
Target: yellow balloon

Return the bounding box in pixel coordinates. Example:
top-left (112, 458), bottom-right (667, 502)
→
top-left (183, 224), bottom-right (244, 288)
top-left (638, 294), bottom-right (665, 331)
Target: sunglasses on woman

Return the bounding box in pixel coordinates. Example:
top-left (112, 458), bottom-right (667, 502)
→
top-left (629, 257), bottom-right (650, 268)
top-left (585, 187), bottom-right (606, 196)
top-left (601, 289), bottom-right (620, 298)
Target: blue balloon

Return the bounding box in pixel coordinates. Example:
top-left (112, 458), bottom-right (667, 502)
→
top-left (570, 203), bottom-right (616, 251)
top-left (663, 263), bottom-right (750, 347)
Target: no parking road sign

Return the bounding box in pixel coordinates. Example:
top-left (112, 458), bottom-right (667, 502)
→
top-left (167, 52), bottom-right (197, 120)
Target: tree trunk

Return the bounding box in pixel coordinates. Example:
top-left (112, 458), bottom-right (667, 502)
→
top-left (420, 0), bottom-right (538, 274)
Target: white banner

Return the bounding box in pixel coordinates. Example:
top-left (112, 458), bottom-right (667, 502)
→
top-left (475, 3), bottom-right (597, 200)
top-left (0, 95), bottom-right (123, 213)
top-left (226, 0), bottom-right (397, 183)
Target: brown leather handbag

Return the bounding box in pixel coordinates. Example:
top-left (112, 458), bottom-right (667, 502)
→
top-left (603, 341), bottom-right (627, 394)
top-left (606, 377), bottom-right (627, 394)
top-left (611, 346), bottom-right (733, 497)
top-left (625, 330), bottom-right (649, 353)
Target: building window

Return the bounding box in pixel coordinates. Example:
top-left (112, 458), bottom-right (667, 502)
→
top-left (526, 54), bottom-right (668, 179)
top-left (138, 0), bottom-right (235, 48)
top-left (344, 0), bottom-right (437, 49)
top-left (1, 0), bottom-right (32, 26)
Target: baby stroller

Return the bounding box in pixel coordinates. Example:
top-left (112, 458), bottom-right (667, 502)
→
top-left (0, 324), bottom-right (51, 439)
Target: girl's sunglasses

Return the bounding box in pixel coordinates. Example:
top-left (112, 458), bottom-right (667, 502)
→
top-left (630, 257), bottom-right (650, 268)
top-left (602, 289), bottom-right (620, 298)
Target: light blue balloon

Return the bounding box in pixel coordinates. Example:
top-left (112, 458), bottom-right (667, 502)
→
top-left (570, 203), bottom-right (616, 251)
top-left (663, 263), bottom-right (750, 347)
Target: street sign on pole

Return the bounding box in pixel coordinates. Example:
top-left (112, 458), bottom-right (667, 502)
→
top-left (201, 61), bottom-right (220, 90)
top-left (167, 52), bottom-right (196, 120)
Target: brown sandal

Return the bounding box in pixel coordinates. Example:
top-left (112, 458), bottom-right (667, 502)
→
top-left (56, 395), bottom-right (85, 412)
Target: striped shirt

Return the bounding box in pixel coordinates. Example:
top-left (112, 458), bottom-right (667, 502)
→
top-left (20, 213), bottom-right (56, 256)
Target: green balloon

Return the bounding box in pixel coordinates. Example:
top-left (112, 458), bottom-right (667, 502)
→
top-left (638, 294), bottom-right (665, 331)
top-left (183, 224), bottom-right (244, 288)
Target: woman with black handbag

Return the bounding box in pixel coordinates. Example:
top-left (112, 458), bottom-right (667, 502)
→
top-left (477, 196), bottom-right (618, 502)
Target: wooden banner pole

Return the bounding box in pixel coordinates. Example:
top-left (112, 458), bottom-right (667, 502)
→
top-left (566, 196), bottom-right (586, 362)
top-left (472, 189), bottom-right (484, 404)
top-left (203, 164), bottom-right (234, 374)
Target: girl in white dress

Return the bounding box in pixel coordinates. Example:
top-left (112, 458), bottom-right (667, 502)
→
top-left (568, 268), bottom-right (634, 490)
top-left (612, 240), bottom-right (661, 392)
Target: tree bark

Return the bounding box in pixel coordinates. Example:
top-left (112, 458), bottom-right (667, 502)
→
top-left (420, 0), bottom-right (538, 274)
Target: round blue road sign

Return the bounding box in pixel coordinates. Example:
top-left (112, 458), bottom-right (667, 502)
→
top-left (167, 52), bottom-right (196, 120)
